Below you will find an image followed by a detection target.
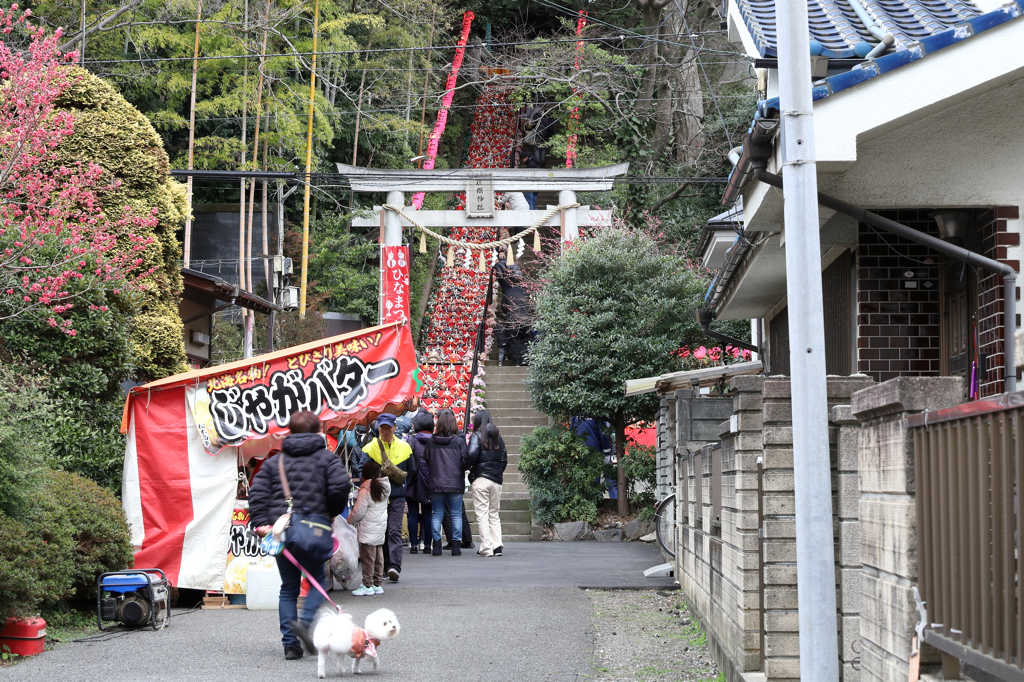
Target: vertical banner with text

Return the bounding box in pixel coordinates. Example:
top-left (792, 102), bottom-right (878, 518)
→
top-left (380, 245), bottom-right (411, 325)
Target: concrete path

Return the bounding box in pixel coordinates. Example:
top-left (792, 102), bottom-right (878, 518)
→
top-left (6, 542), bottom-right (674, 682)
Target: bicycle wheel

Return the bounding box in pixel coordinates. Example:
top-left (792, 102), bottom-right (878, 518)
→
top-left (654, 494), bottom-right (676, 559)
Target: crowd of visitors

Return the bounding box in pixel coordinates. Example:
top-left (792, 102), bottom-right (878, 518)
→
top-left (335, 407), bottom-right (508, 565)
top-left (249, 405), bottom-right (509, 659)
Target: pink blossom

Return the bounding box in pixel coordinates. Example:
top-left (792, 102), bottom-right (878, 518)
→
top-left (693, 346), bottom-right (707, 360)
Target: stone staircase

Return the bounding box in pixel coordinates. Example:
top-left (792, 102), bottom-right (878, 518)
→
top-left (464, 365), bottom-right (546, 542)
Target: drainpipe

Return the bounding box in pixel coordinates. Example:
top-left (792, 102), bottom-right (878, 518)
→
top-left (697, 308), bottom-right (760, 354)
top-left (753, 167), bottom-right (1018, 394)
top-left (847, 0), bottom-right (895, 57)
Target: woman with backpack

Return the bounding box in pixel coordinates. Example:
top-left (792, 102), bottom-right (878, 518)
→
top-left (465, 409), bottom-right (508, 557)
top-left (423, 408), bottom-right (469, 556)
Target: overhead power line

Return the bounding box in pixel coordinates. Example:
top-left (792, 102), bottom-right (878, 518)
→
top-left (82, 33), bottom-right (749, 66)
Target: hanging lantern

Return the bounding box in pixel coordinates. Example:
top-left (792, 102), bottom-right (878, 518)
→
top-left (419, 230), bottom-right (427, 254)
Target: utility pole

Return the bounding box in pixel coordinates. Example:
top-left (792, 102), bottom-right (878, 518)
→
top-left (299, 0), bottom-right (320, 318)
top-left (183, 0), bottom-right (203, 268)
top-left (776, 0), bottom-right (840, 678)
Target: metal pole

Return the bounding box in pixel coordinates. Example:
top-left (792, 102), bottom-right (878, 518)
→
top-left (776, 0), bottom-right (840, 676)
top-left (299, 0), bottom-right (319, 318)
top-left (183, 0), bottom-right (203, 269)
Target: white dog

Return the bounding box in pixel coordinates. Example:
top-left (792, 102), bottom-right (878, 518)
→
top-left (312, 608), bottom-right (401, 677)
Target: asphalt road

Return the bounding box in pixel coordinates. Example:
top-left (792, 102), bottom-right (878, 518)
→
top-left (6, 542), bottom-right (675, 682)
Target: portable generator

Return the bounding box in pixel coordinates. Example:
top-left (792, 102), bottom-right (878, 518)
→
top-left (96, 569), bottom-right (171, 631)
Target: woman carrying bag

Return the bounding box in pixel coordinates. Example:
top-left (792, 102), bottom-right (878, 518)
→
top-left (423, 408), bottom-right (469, 556)
top-left (249, 411), bottom-right (351, 660)
top-left (465, 409), bottom-right (507, 557)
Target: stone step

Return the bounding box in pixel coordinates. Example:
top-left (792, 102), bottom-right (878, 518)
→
top-left (500, 535), bottom-right (532, 543)
top-left (500, 481), bottom-right (528, 493)
top-left (465, 509), bottom-right (532, 524)
top-left (481, 389), bottom-right (535, 398)
top-left (499, 425), bottom-right (543, 437)
top-left (484, 399), bottom-right (537, 410)
top-left (486, 366), bottom-right (531, 376)
top-left (489, 407), bottom-right (546, 418)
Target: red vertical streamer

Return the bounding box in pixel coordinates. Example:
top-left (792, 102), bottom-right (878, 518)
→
top-left (565, 11), bottom-right (587, 168)
top-left (412, 11), bottom-right (475, 209)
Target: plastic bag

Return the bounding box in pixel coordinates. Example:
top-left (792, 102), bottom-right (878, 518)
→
top-left (331, 516), bottom-right (360, 587)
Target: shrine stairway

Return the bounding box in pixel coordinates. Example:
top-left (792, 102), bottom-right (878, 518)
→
top-left (417, 80), bottom-right (539, 541)
top-left (418, 79), bottom-right (517, 424)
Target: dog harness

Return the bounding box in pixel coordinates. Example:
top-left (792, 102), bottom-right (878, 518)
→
top-left (349, 626), bottom-right (380, 659)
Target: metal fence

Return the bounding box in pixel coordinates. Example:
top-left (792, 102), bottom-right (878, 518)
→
top-left (909, 392), bottom-right (1024, 681)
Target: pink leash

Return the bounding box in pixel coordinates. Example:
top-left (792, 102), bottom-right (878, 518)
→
top-left (282, 547), bottom-right (346, 614)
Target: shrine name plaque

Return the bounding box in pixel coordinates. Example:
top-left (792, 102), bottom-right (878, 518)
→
top-left (466, 177), bottom-right (494, 218)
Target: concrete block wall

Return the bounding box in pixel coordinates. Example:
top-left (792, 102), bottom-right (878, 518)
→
top-left (760, 375), bottom-right (874, 682)
top-left (833, 404), bottom-right (864, 682)
top-left (676, 376), bottom-right (764, 680)
top-left (656, 394), bottom-right (677, 502)
top-left (850, 377), bottom-right (962, 682)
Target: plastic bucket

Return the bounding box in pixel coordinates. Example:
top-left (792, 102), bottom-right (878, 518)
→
top-left (245, 561), bottom-right (282, 610)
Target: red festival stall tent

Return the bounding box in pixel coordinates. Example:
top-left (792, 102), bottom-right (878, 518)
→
top-left (120, 322), bottom-right (420, 590)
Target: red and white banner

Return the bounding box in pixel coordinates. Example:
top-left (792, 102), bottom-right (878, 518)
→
top-left (379, 245), bottom-right (410, 325)
top-left (121, 322), bottom-right (420, 590)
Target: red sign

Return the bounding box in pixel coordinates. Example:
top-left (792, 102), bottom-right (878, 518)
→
top-left (380, 245), bottom-right (411, 325)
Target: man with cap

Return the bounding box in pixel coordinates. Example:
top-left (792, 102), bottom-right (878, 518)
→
top-left (362, 412), bottom-right (416, 582)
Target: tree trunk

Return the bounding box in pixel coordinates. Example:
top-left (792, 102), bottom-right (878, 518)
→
top-left (613, 415), bottom-right (628, 516)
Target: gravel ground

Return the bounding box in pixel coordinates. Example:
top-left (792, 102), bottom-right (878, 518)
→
top-left (587, 590), bottom-right (721, 682)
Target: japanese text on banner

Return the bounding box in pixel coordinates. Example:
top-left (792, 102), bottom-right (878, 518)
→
top-left (381, 245), bottom-right (410, 325)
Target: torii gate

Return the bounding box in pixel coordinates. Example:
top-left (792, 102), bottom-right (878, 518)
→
top-left (336, 162), bottom-right (629, 323)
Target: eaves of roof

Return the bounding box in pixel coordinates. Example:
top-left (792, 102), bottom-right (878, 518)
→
top-left (756, 1), bottom-right (1023, 115)
top-left (181, 267), bottom-right (282, 316)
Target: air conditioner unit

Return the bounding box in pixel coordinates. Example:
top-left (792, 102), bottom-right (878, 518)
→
top-left (189, 330), bottom-right (210, 347)
top-left (282, 286), bottom-right (299, 310)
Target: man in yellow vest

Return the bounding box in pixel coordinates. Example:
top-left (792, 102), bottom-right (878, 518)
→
top-left (363, 413), bottom-right (415, 582)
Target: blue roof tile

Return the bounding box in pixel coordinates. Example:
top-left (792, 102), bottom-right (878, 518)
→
top-left (735, 0), bottom-right (984, 57)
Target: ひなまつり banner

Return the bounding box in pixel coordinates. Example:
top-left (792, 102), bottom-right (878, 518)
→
top-left (123, 322), bottom-right (420, 457)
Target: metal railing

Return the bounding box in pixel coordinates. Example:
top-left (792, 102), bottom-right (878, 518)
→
top-left (909, 392), bottom-right (1024, 681)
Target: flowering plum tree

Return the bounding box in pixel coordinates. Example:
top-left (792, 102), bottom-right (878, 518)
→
top-left (0, 6), bottom-right (156, 334)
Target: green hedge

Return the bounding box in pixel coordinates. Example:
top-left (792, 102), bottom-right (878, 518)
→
top-left (0, 470), bottom-right (133, 622)
top-left (621, 442), bottom-right (657, 518)
top-left (519, 424), bottom-right (606, 524)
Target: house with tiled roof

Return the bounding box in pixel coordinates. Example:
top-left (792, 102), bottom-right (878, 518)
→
top-left (673, 2), bottom-right (1024, 682)
top-left (700, 0), bottom-right (1024, 400)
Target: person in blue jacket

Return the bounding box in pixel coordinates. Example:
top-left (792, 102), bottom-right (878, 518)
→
top-left (571, 416), bottom-right (617, 499)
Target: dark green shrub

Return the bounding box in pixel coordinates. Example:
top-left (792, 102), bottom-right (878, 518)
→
top-left (622, 442), bottom-right (657, 517)
top-left (519, 424), bottom-right (606, 524)
top-left (0, 470), bottom-right (133, 622)
top-left (0, 498), bottom-right (75, 622)
top-left (0, 362), bottom-right (59, 517)
top-left (43, 470), bottom-right (134, 598)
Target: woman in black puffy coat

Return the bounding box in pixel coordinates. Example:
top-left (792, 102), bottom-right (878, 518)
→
top-left (405, 411), bottom-right (434, 554)
top-left (465, 409), bottom-right (507, 557)
top-left (422, 408), bottom-right (468, 556)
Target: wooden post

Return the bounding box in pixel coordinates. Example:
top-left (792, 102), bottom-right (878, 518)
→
top-left (183, 0), bottom-right (203, 268)
top-left (298, 0), bottom-right (320, 318)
